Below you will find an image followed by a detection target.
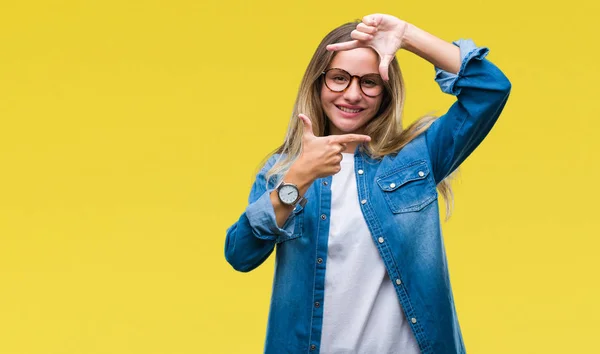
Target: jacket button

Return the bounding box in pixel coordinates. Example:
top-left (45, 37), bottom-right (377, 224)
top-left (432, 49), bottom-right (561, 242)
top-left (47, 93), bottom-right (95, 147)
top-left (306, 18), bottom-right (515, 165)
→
top-left (418, 171), bottom-right (425, 177)
top-left (378, 237), bottom-right (384, 244)
top-left (317, 258), bottom-right (323, 264)
top-left (411, 317), bottom-right (417, 324)
top-left (389, 183), bottom-right (396, 188)
top-left (395, 278), bottom-right (402, 285)
top-left (315, 302), bottom-right (320, 308)
top-left (360, 199), bottom-right (367, 205)
top-left (310, 344), bottom-right (316, 351)
top-left (358, 169), bottom-right (364, 175)
top-left (323, 181), bottom-right (328, 186)
top-left (321, 214), bottom-right (326, 220)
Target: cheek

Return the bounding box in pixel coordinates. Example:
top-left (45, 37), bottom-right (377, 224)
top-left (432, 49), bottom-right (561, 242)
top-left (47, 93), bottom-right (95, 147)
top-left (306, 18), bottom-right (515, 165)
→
top-left (367, 97), bottom-right (383, 114)
top-left (320, 85), bottom-right (334, 105)
top-left (321, 98), bottom-right (340, 118)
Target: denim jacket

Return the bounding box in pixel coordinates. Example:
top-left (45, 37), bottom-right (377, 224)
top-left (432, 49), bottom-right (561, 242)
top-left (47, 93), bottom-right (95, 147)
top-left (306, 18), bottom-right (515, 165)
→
top-left (225, 39), bottom-right (511, 354)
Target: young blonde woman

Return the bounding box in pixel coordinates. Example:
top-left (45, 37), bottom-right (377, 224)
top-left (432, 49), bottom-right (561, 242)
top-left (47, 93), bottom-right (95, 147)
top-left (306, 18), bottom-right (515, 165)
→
top-left (225, 13), bottom-right (511, 354)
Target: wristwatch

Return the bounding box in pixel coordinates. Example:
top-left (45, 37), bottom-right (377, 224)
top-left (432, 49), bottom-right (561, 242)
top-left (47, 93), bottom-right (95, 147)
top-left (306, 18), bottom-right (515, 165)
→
top-left (276, 181), bottom-right (308, 207)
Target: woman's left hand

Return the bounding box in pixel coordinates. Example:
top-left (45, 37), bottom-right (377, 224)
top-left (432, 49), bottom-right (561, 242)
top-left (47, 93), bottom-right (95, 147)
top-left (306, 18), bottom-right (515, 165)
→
top-left (326, 14), bottom-right (409, 81)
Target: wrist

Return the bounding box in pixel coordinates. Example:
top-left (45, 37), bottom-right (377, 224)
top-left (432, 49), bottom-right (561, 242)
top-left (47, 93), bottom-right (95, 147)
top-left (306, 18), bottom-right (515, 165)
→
top-left (400, 23), bottom-right (420, 53)
top-left (398, 23), bottom-right (460, 73)
top-left (286, 159), bottom-right (315, 192)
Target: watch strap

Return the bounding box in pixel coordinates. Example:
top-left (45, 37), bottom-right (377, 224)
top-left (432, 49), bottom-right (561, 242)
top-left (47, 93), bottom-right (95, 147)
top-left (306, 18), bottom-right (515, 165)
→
top-left (295, 195), bottom-right (308, 208)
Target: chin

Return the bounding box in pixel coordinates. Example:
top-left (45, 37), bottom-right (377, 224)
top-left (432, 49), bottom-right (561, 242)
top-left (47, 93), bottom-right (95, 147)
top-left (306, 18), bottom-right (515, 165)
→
top-left (330, 120), bottom-right (366, 134)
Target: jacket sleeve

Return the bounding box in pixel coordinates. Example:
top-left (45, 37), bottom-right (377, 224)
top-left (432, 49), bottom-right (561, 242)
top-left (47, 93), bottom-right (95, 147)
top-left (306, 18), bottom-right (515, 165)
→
top-left (224, 155), bottom-right (297, 272)
top-left (426, 39), bottom-right (512, 184)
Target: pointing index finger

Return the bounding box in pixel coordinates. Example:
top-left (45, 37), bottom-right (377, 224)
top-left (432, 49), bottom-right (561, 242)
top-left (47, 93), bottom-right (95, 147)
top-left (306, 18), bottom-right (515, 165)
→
top-left (331, 134), bottom-right (372, 144)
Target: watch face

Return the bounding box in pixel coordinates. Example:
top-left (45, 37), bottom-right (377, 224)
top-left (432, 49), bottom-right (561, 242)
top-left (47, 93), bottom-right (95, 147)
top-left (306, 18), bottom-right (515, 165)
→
top-left (278, 184), bottom-right (299, 205)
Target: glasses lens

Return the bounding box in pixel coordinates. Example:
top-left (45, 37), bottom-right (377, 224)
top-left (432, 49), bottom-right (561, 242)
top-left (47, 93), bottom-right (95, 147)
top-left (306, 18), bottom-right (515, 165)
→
top-left (324, 69), bottom-right (384, 97)
top-left (324, 69), bottom-right (350, 92)
top-left (360, 74), bottom-right (384, 97)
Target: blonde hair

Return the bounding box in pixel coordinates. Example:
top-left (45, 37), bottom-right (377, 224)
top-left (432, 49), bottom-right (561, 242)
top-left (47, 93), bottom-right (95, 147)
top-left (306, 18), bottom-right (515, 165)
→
top-left (261, 21), bottom-right (456, 219)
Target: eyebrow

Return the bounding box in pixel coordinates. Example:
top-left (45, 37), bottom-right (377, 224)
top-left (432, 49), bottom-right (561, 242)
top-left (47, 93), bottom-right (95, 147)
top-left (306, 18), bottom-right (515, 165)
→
top-left (326, 68), bottom-right (382, 76)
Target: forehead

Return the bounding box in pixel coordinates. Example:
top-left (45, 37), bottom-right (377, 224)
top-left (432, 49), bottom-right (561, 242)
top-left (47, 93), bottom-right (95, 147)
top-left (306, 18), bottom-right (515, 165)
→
top-left (328, 48), bottom-right (380, 76)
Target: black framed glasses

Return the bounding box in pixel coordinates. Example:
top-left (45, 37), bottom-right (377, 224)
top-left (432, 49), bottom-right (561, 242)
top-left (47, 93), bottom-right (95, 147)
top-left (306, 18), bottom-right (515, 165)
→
top-left (322, 68), bottom-right (385, 98)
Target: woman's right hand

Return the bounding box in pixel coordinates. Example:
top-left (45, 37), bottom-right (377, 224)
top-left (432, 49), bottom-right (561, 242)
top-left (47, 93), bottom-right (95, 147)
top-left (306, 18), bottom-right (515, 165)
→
top-left (294, 114), bottom-right (371, 180)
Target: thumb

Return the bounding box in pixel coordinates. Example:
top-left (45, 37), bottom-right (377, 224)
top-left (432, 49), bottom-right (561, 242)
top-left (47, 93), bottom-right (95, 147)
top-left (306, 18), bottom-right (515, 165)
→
top-left (298, 114), bottom-right (315, 138)
top-left (379, 54), bottom-right (394, 81)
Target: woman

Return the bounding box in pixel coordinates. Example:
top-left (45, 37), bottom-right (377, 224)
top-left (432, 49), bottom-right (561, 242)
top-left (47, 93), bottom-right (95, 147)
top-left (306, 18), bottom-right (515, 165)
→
top-left (225, 13), bottom-right (511, 354)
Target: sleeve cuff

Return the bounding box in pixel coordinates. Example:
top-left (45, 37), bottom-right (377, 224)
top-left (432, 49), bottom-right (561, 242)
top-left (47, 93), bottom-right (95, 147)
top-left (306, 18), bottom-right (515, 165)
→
top-left (434, 39), bottom-right (490, 95)
top-left (245, 189), bottom-right (296, 241)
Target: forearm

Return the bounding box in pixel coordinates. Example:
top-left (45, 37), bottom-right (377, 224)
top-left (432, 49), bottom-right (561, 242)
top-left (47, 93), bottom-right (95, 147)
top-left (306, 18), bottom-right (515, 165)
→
top-left (402, 23), bottom-right (461, 74)
top-left (224, 155), bottom-right (300, 272)
top-left (425, 39), bottom-right (512, 182)
top-left (225, 218), bottom-right (276, 272)
top-left (270, 160), bottom-right (314, 227)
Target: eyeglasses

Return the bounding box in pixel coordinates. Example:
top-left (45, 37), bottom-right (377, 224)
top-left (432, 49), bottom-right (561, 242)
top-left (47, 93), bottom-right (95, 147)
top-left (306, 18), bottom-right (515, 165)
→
top-left (321, 68), bottom-right (385, 98)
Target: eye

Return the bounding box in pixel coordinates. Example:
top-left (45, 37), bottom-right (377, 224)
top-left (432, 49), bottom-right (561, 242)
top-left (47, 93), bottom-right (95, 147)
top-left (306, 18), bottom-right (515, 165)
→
top-left (361, 76), bottom-right (382, 88)
top-left (362, 80), bottom-right (377, 87)
top-left (332, 75), bottom-right (348, 83)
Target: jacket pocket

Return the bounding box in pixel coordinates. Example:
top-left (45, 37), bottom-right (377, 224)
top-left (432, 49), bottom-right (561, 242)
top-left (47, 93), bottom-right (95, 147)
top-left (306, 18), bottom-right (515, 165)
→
top-left (376, 160), bottom-right (437, 213)
top-left (276, 202), bottom-right (304, 243)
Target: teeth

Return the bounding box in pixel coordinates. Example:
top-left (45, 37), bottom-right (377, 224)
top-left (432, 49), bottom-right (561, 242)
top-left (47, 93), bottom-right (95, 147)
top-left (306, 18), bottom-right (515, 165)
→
top-left (337, 105), bottom-right (361, 113)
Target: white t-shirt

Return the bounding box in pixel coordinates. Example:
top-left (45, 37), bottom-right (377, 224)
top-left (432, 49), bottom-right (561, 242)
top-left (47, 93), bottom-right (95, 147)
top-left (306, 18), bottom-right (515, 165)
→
top-left (320, 153), bottom-right (421, 354)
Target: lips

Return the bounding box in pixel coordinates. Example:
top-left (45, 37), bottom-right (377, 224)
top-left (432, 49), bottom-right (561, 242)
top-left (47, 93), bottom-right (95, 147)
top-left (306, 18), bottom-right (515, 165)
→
top-left (336, 105), bottom-right (363, 113)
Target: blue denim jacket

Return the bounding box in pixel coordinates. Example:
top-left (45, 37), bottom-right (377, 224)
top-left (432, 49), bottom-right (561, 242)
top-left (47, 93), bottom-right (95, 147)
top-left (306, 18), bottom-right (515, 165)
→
top-left (225, 39), bottom-right (511, 354)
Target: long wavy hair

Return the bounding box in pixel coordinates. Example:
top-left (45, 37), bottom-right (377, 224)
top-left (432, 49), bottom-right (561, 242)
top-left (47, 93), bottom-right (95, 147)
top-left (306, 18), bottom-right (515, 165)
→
top-left (261, 21), bottom-right (456, 219)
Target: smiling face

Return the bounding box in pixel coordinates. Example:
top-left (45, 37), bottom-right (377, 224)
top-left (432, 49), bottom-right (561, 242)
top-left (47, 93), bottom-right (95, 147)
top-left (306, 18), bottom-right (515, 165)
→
top-left (320, 47), bottom-right (384, 136)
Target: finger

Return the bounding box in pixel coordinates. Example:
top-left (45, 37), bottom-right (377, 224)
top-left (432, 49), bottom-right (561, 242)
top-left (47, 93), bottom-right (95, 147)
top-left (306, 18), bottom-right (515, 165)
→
top-left (356, 22), bottom-right (377, 35)
top-left (339, 143), bottom-right (347, 152)
top-left (298, 114), bottom-right (315, 138)
top-left (331, 134), bottom-right (372, 144)
top-left (362, 14), bottom-right (382, 27)
top-left (379, 54), bottom-right (394, 81)
top-left (326, 40), bottom-right (361, 52)
top-left (351, 30), bottom-right (373, 42)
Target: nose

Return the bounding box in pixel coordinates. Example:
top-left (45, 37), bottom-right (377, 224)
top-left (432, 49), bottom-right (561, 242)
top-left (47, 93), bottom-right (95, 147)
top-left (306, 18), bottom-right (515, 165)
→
top-left (343, 77), bottom-right (362, 102)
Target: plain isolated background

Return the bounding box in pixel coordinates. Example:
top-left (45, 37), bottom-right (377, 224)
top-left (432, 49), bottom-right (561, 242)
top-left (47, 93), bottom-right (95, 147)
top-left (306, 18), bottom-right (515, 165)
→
top-left (1, 0), bottom-right (599, 353)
